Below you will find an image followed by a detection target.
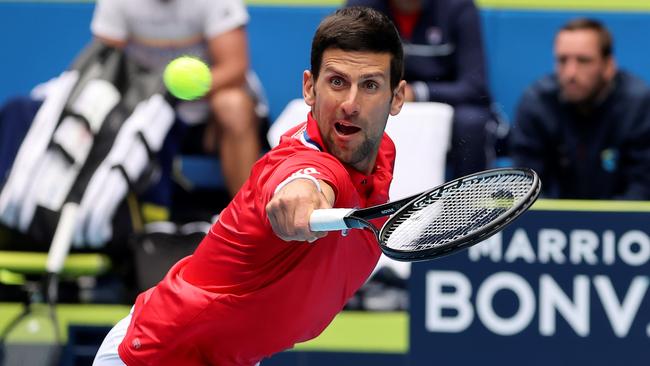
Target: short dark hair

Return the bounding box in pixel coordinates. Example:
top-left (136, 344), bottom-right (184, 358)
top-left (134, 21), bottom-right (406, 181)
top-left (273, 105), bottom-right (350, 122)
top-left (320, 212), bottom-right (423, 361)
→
top-left (310, 6), bottom-right (404, 91)
top-left (559, 18), bottom-right (613, 58)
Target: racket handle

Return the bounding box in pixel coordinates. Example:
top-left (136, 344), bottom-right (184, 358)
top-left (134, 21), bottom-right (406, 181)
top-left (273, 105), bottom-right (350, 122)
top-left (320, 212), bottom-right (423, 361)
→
top-left (46, 202), bottom-right (79, 275)
top-left (309, 208), bottom-right (354, 231)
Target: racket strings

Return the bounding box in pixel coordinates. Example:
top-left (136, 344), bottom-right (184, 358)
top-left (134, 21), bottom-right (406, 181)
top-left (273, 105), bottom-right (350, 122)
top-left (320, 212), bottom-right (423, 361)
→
top-left (382, 172), bottom-right (533, 251)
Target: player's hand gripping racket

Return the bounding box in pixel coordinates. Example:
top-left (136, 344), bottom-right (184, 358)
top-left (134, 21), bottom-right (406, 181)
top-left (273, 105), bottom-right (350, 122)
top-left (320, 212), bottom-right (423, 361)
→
top-left (310, 168), bottom-right (540, 261)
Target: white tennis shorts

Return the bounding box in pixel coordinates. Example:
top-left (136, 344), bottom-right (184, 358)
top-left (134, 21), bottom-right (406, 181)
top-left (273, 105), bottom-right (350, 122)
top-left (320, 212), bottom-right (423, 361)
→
top-left (92, 309), bottom-right (132, 366)
top-left (92, 308), bottom-right (261, 365)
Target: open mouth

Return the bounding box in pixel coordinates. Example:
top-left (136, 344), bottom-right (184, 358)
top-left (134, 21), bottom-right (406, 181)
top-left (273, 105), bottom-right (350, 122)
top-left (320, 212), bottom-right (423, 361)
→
top-left (335, 122), bottom-right (361, 136)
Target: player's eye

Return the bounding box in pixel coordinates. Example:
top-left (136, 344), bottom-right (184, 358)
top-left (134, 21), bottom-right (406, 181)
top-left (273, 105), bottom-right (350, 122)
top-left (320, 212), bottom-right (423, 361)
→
top-left (364, 80), bottom-right (379, 91)
top-left (330, 77), bottom-right (345, 88)
top-left (577, 56), bottom-right (593, 64)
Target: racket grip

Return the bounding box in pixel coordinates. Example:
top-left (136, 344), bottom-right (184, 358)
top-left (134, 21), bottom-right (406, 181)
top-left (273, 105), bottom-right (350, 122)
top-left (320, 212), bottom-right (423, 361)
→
top-left (309, 208), bottom-right (354, 231)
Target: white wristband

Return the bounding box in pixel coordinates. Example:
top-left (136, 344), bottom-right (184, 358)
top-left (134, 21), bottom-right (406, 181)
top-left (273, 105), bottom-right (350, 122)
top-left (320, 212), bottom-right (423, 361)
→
top-left (274, 173), bottom-right (322, 195)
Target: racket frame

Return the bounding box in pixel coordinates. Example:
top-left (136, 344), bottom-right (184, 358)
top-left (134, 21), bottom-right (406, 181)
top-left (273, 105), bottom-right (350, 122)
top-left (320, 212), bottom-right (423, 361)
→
top-left (376, 168), bottom-right (541, 261)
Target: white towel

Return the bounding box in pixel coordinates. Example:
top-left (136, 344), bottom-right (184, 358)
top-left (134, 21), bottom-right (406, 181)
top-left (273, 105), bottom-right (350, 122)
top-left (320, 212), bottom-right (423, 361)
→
top-left (75, 94), bottom-right (174, 248)
top-left (0, 70), bottom-right (79, 228)
top-left (16, 76), bottom-right (120, 231)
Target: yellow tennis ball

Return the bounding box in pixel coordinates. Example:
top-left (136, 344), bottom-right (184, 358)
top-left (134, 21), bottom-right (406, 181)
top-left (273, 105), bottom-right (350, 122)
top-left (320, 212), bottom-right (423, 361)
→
top-left (163, 56), bottom-right (212, 100)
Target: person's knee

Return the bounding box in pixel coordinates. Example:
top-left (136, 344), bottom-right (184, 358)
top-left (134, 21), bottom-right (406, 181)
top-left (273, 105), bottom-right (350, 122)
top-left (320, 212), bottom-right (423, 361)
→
top-left (448, 104), bottom-right (492, 176)
top-left (209, 87), bottom-right (257, 134)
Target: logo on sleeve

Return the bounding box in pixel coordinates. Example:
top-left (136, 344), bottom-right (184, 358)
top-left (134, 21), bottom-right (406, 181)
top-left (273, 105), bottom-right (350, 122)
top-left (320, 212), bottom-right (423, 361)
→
top-left (292, 167), bottom-right (320, 177)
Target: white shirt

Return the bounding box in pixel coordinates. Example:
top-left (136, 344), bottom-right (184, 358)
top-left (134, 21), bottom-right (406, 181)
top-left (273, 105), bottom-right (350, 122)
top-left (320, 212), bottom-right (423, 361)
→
top-left (90, 0), bottom-right (249, 71)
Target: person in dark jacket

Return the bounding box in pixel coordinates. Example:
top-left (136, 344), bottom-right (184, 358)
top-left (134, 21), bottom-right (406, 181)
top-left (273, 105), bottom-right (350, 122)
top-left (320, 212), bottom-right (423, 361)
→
top-left (346, 0), bottom-right (494, 178)
top-left (510, 18), bottom-right (650, 200)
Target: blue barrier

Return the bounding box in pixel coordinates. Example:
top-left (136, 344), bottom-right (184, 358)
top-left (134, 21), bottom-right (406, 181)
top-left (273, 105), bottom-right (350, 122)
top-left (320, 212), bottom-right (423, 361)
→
top-left (0, 2), bottom-right (94, 106)
top-left (2, 3), bottom-right (650, 122)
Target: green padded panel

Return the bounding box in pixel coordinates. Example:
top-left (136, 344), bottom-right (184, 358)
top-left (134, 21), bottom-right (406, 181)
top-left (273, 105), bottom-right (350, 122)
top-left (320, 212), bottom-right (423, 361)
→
top-left (0, 251), bottom-right (111, 277)
top-left (0, 303), bottom-right (132, 343)
top-left (0, 304), bottom-right (407, 352)
top-left (532, 199), bottom-right (650, 212)
top-left (294, 311), bottom-right (408, 353)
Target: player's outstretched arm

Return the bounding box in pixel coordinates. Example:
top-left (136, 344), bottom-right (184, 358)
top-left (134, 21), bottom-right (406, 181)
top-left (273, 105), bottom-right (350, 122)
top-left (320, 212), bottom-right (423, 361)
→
top-left (266, 178), bottom-right (335, 243)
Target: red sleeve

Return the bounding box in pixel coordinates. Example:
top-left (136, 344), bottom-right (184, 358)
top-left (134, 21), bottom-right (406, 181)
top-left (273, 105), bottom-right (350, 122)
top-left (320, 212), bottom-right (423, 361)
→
top-left (259, 150), bottom-right (352, 207)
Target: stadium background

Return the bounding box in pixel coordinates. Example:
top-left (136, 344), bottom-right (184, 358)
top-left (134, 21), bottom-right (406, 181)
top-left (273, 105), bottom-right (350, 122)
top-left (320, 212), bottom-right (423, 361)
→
top-left (1, 0), bottom-right (649, 365)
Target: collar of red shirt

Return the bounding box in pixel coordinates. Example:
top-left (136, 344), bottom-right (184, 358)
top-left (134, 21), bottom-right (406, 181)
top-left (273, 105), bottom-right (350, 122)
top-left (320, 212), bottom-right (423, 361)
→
top-left (302, 112), bottom-right (395, 200)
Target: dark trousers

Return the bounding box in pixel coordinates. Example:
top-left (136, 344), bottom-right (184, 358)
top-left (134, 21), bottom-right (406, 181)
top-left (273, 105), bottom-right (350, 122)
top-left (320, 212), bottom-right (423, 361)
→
top-left (447, 104), bottom-right (492, 178)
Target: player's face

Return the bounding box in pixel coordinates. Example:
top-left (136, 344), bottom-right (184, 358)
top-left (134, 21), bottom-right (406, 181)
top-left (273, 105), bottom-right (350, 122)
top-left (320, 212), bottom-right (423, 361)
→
top-left (303, 49), bottom-right (405, 173)
top-left (554, 29), bottom-right (615, 104)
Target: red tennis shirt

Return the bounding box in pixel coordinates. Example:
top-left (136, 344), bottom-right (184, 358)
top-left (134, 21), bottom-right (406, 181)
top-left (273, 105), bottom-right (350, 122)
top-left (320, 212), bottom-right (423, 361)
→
top-left (118, 113), bottom-right (396, 365)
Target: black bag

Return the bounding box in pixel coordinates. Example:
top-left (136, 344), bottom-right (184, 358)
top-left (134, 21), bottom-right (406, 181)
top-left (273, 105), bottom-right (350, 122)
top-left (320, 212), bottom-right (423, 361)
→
top-left (129, 222), bottom-right (209, 292)
top-left (0, 41), bottom-right (173, 250)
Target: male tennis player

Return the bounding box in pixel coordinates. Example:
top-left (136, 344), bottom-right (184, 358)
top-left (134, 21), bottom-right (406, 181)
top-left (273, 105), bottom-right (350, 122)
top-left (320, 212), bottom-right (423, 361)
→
top-left (93, 6), bottom-right (406, 366)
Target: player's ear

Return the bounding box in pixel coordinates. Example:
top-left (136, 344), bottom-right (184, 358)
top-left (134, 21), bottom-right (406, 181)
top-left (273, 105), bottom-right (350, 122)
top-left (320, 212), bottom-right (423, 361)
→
top-left (390, 80), bottom-right (407, 116)
top-left (303, 70), bottom-right (315, 106)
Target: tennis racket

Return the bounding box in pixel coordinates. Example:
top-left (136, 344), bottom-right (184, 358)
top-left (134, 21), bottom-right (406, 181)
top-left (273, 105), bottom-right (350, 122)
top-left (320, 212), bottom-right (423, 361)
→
top-left (310, 167), bottom-right (540, 261)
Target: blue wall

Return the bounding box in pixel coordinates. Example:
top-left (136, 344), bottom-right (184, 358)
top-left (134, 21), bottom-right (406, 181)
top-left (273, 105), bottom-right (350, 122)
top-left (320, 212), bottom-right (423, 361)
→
top-left (0, 2), bottom-right (332, 121)
top-left (2, 3), bottom-right (650, 122)
top-left (0, 2), bottom-right (94, 105)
